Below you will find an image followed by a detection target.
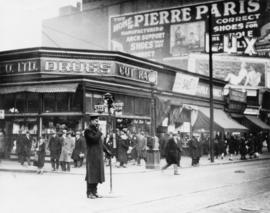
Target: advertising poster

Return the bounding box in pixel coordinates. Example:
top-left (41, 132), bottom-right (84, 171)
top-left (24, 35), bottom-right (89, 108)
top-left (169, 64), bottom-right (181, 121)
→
top-left (188, 53), bottom-right (268, 89)
top-left (110, 0), bottom-right (270, 61)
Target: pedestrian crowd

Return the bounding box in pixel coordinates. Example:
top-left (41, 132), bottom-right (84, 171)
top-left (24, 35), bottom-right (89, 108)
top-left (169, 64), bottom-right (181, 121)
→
top-left (1, 116), bottom-right (270, 199)
top-left (5, 128), bottom-right (270, 176)
top-left (12, 129), bottom-right (86, 174)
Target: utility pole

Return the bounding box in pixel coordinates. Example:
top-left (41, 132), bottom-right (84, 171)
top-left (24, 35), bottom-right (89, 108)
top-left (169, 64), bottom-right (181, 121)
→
top-left (208, 5), bottom-right (214, 163)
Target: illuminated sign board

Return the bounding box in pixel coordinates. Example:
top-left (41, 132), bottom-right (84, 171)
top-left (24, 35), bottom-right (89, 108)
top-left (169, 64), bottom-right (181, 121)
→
top-left (110, 0), bottom-right (269, 59)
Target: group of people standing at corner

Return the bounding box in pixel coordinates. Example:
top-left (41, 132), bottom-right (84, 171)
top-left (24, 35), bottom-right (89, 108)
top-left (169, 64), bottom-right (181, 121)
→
top-left (15, 129), bottom-right (86, 174)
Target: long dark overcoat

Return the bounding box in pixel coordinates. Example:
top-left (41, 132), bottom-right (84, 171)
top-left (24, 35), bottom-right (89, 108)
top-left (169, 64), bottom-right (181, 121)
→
top-left (117, 137), bottom-right (129, 164)
top-left (48, 136), bottom-right (62, 159)
top-left (84, 124), bottom-right (105, 184)
top-left (18, 135), bottom-right (32, 157)
top-left (188, 138), bottom-right (201, 159)
top-left (72, 137), bottom-right (86, 161)
top-left (34, 142), bottom-right (46, 168)
top-left (165, 138), bottom-right (180, 166)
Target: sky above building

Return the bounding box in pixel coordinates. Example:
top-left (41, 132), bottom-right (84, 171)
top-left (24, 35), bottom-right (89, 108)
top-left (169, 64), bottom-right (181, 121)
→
top-left (0, 0), bottom-right (81, 51)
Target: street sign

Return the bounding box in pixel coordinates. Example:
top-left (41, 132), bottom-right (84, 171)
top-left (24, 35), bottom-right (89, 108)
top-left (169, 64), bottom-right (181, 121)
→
top-left (0, 110), bottom-right (4, 119)
top-left (94, 104), bottom-right (106, 113)
top-left (113, 102), bottom-right (124, 112)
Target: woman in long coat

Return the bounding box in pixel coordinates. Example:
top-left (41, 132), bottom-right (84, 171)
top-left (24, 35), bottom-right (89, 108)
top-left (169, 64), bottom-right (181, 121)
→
top-left (34, 137), bottom-right (46, 174)
top-left (84, 116), bottom-right (111, 199)
top-left (117, 131), bottom-right (129, 167)
top-left (161, 132), bottom-right (180, 175)
top-left (188, 135), bottom-right (201, 166)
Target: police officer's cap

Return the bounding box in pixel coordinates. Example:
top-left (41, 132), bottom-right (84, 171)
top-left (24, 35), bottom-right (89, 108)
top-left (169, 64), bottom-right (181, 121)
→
top-left (89, 115), bottom-right (99, 120)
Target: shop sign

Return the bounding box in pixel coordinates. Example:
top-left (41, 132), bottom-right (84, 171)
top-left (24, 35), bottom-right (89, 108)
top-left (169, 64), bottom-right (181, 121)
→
top-left (229, 89), bottom-right (247, 103)
top-left (173, 73), bottom-right (199, 95)
top-left (244, 108), bottom-right (260, 115)
top-left (227, 102), bottom-right (246, 113)
top-left (116, 63), bottom-right (157, 84)
top-left (110, 0), bottom-right (268, 60)
top-left (196, 84), bottom-right (223, 100)
top-left (94, 104), bottom-right (106, 113)
top-left (43, 59), bottom-right (113, 74)
top-left (0, 60), bottom-right (39, 74)
top-left (0, 110), bottom-right (4, 119)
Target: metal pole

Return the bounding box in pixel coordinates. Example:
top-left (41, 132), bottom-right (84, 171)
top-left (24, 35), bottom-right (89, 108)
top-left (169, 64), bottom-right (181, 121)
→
top-left (151, 83), bottom-right (155, 137)
top-left (108, 104), bottom-right (113, 193)
top-left (208, 5), bottom-right (214, 163)
top-left (109, 157), bottom-right (112, 193)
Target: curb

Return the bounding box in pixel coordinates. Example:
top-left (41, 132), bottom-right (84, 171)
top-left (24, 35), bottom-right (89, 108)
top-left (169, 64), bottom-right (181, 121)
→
top-left (1, 157), bottom-right (270, 175)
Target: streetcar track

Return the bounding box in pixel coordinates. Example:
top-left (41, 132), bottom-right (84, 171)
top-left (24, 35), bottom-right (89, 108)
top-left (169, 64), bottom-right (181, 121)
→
top-left (187, 190), bottom-right (270, 213)
top-left (95, 174), bottom-right (270, 213)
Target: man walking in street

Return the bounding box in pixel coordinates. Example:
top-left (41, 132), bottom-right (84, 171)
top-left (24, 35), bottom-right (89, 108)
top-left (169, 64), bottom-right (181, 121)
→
top-left (161, 132), bottom-right (181, 175)
top-left (48, 130), bottom-right (62, 171)
top-left (84, 115), bottom-right (111, 199)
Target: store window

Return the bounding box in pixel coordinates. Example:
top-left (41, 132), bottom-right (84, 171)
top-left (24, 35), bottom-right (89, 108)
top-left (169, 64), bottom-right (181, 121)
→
top-left (44, 93), bottom-right (55, 112)
top-left (93, 93), bottom-right (104, 106)
top-left (115, 94), bottom-right (134, 115)
top-left (70, 93), bottom-right (82, 112)
top-left (134, 97), bottom-right (150, 116)
top-left (15, 93), bottom-right (26, 113)
top-left (85, 93), bottom-right (93, 112)
top-left (3, 94), bottom-right (15, 113)
top-left (0, 94), bottom-right (3, 109)
top-left (56, 93), bottom-right (69, 112)
top-left (27, 93), bottom-right (39, 112)
top-left (42, 116), bottom-right (83, 134)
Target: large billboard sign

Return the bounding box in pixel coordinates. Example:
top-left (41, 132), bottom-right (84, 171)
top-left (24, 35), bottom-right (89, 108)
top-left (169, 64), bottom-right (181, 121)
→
top-left (110, 0), bottom-right (270, 60)
top-left (187, 52), bottom-right (270, 89)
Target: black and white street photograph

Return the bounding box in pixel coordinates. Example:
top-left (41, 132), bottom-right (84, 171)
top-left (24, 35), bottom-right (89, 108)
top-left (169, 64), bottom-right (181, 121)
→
top-left (1, 0), bottom-right (270, 213)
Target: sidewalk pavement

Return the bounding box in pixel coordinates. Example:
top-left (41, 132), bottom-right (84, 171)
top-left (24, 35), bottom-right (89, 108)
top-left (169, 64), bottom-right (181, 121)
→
top-left (1, 151), bottom-right (270, 175)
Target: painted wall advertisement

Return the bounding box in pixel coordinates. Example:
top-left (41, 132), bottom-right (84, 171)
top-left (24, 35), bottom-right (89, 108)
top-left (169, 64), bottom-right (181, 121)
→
top-left (110, 0), bottom-right (270, 60)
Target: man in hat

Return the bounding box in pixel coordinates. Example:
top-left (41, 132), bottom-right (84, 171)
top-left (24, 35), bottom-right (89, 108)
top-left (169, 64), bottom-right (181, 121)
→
top-left (18, 131), bottom-right (32, 166)
top-left (59, 130), bottom-right (74, 172)
top-left (48, 130), bottom-right (62, 171)
top-left (84, 115), bottom-right (112, 199)
top-left (72, 131), bottom-right (86, 168)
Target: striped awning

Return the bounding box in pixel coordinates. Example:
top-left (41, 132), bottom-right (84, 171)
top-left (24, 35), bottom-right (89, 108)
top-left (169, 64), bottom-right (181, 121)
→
top-left (0, 83), bottom-right (78, 94)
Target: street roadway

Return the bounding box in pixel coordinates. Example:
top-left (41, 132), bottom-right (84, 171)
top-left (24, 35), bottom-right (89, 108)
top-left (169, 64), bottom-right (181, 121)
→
top-left (0, 160), bottom-right (270, 213)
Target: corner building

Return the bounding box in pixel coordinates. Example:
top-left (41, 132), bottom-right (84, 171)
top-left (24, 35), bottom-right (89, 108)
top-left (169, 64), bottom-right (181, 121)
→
top-left (0, 47), bottom-right (230, 156)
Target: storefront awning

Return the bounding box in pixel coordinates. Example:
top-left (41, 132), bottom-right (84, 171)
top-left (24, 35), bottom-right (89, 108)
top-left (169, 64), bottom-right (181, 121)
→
top-left (0, 83), bottom-right (79, 94)
top-left (192, 106), bottom-right (248, 132)
top-left (244, 115), bottom-right (270, 131)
